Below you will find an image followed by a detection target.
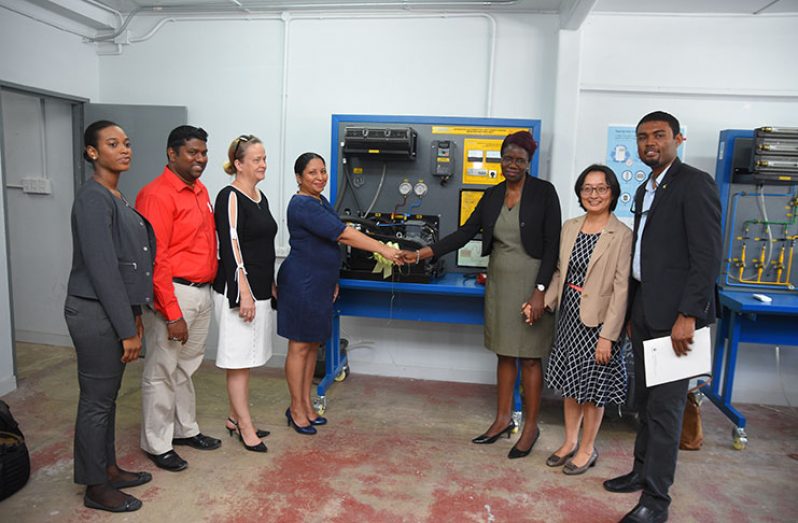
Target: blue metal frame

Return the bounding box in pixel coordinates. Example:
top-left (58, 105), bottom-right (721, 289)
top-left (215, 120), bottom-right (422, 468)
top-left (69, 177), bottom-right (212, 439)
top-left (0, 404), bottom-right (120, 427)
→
top-left (702, 130), bottom-right (798, 431)
top-left (705, 291), bottom-right (798, 429)
top-left (319, 115), bottom-right (542, 411)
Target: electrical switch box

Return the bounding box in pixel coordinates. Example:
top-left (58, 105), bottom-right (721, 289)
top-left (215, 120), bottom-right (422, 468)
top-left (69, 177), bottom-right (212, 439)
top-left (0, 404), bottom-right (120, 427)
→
top-left (431, 140), bottom-right (455, 178)
top-left (21, 177), bottom-right (53, 195)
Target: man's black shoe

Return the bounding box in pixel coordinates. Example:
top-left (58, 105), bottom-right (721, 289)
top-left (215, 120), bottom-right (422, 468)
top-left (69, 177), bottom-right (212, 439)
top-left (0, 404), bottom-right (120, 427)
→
top-left (603, 471), bottom-right (644, 493)
top-left (146, 450), bottom-right (187, 471)
top-left (172, 433), bottom-right (221, 450)
top-left (620, 503), bottom-right (668, 522)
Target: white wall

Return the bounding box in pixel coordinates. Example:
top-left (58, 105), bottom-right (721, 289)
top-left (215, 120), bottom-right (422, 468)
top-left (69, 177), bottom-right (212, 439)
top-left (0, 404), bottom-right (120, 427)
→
top-left (571, 14), bottom-right (798, 405)
top-left (0, 9), bottom-right (99, 99)
top-left (97, 13), bottom-right (560, 382)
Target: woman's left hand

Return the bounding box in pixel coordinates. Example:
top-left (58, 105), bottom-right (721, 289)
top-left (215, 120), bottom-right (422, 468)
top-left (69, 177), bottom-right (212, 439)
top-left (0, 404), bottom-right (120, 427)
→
top-left (522, 289), bottom-right (546, 325)
top-left (121, 335), bottom-right (142, 363)
top-left (595, 337), bottom-right (612, 365)
top-left (135, 314), bottom-right (144, 341)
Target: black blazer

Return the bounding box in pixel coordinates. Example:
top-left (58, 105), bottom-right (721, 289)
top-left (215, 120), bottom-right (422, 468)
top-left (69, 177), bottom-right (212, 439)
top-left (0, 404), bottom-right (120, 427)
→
top-left (67, 179), bottom-right (156, 340)
top-left (631, 158), bottom-right (722, 331)
top-left (431, 175), bottom-right (561, 288)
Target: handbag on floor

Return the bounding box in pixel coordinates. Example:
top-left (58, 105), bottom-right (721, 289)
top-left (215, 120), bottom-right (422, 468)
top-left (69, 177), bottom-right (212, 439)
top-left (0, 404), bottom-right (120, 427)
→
top-left (679, 379), bottom-right (710, 451)
top-left (0, 400), bottom-right (30, 501)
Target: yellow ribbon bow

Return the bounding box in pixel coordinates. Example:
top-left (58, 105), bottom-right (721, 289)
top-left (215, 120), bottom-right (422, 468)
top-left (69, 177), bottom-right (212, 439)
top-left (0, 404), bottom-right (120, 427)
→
top-left (372, 241), bottom-right (400, 279)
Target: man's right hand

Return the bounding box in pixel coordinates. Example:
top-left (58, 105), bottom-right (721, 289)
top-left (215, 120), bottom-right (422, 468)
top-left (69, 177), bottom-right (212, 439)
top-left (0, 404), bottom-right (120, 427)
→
top-left (167, 318), bottom-right (189, 345)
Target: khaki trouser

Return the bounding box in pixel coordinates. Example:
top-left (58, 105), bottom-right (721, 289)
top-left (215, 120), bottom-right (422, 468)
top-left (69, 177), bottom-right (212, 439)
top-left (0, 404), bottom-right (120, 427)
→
top-left (140, 284), bottom-right (212, 455)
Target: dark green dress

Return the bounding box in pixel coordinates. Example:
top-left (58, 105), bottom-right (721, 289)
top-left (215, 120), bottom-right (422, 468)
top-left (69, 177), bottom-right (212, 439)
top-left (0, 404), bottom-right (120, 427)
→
top-left (484, 204), bottom-right (554, 358)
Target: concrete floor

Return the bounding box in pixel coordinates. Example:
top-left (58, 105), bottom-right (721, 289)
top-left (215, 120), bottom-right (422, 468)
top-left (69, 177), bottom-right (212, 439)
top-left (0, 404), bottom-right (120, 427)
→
top-left (0, 342), bottom-right (796, 522)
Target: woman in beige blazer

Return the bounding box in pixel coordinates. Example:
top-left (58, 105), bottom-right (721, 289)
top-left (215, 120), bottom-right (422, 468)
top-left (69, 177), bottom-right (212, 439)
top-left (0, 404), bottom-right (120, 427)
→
top-left (534, 164), bottom-right (632, 475)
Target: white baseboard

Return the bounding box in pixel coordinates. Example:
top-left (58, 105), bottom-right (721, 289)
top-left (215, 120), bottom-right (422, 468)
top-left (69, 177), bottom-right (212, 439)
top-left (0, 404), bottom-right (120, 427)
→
top-left (0, 373), bottom-right (18, 396)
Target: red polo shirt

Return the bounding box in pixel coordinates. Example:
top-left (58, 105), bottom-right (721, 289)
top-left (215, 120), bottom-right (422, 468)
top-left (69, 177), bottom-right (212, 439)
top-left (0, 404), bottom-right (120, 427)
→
top-left (136, 166), bottom-right (218, 321)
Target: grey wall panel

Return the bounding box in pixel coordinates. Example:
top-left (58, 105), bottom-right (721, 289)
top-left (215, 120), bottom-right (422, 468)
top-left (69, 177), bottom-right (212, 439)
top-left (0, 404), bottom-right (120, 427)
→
top-left (2, 91), bottom-right (74, 345)
top-left (84, 103), bottom-right (187, 202)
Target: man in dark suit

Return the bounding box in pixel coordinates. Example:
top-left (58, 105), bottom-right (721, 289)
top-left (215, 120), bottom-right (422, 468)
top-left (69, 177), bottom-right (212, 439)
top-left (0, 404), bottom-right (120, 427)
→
top-left (603, 111), bottom-right (722, 523)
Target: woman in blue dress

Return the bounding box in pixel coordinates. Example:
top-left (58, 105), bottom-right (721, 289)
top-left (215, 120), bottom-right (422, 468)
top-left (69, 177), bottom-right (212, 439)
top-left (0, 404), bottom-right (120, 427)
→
top-left (276, 152), bottom-right (403, 434)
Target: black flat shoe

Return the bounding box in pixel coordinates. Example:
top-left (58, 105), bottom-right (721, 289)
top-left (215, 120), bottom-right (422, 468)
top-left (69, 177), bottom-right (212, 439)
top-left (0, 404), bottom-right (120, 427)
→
top-left (507, 426), bottom-right (540, 459)
top-left (109, 471), bottom-right (152, 489)
top-left (285, 408), bottom-right (317, 435)
top-left (620, 503), bottom-right (668, 523)
top-left (226, 417), bottom-right (270, 438)
top-left (146, 450), bottom-right (187, 472)
top-left (472, 421), bottom-right (516, 444)
top-left (173, 433), bottom-right (221, 450)
top-left (603, 470), bottom-right (644, 493)
top-left (84, 493), bottom-right (142, 513)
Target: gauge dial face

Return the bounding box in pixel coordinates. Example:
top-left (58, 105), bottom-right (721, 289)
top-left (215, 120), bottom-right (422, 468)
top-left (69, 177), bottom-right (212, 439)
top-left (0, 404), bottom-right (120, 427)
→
top-left (398, 181), bottom-right (413, 196)
top-left (414, 181), bottom-right (428, 197)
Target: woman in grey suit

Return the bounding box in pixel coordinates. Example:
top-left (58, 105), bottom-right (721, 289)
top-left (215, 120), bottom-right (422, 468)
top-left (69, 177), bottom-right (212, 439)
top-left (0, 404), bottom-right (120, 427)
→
top-left (64, 120), bottom-right (156, 513)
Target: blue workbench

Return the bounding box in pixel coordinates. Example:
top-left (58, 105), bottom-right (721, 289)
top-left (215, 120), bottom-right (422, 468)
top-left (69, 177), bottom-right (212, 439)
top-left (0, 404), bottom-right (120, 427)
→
top-left (704, 289), bottom-right (798, 448)
top-left (316, 273), bottom-right (486, 409)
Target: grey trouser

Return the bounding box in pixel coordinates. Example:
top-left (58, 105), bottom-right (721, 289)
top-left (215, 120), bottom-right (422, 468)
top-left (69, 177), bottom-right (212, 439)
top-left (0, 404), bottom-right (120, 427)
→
top-left (65, 295), bottom-right (126, 486)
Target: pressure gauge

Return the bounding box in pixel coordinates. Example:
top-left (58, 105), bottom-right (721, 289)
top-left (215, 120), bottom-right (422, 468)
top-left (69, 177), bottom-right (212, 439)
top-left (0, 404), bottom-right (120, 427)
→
top-left (414, 181), bottom-right (428, 197)
top-left (398, 180), bottom-right (413, 196)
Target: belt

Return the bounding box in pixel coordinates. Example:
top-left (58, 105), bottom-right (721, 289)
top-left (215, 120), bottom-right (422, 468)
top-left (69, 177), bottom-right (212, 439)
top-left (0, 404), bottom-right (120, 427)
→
top-left (173, 277), bottom-right (210, 288)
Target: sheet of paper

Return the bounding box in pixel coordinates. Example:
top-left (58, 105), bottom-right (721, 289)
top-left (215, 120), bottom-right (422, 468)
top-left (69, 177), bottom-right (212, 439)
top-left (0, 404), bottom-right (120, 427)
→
top-left (643, 326), bottom-right (711, 387)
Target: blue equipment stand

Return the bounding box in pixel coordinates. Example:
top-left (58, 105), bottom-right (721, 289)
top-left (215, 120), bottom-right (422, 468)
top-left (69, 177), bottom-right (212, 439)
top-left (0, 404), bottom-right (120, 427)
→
top-left (705, 291), bottom-right (798, 449)
top-left (706, 129), bottom-right (798, 449)
top-left (316, 274), bottom-right (523, 427)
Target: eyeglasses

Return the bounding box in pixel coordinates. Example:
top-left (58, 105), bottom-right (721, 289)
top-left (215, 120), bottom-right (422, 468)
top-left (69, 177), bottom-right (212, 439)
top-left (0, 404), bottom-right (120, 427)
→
top-left (580, 185), bottom-right (611, 196)
top-left (233, 135), bottom-right (253, 159)
top-left (501, 155), bottom-right (529, 166)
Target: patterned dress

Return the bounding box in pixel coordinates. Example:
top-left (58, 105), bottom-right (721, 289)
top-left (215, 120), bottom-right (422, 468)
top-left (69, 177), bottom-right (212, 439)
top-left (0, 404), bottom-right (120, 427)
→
top-left (546, 232), bottom-right (627, 406)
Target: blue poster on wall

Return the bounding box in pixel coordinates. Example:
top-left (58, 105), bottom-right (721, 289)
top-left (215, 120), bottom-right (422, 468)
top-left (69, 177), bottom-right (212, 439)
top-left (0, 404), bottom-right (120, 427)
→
top-left (606, 125), bottom-right (685, 219)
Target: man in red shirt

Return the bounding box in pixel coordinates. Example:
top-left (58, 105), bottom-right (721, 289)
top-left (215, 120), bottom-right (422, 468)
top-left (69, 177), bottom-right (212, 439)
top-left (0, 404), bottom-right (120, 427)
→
top-left (136, 126), bottom-right (220, 471)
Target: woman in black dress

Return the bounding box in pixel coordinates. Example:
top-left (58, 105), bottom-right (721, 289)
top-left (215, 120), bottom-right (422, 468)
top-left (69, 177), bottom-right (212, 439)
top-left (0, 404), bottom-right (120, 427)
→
top-left (65, 120), bottom-right (155, 512)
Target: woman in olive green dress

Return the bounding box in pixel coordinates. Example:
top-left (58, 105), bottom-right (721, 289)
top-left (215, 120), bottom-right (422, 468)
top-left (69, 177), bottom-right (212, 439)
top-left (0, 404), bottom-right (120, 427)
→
top-left (404, 131), bottom-right (561, 459)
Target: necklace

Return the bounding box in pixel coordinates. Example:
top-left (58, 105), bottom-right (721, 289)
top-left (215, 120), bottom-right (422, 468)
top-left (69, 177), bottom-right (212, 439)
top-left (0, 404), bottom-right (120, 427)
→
top-left (232, 181), bottom-right (261, 207)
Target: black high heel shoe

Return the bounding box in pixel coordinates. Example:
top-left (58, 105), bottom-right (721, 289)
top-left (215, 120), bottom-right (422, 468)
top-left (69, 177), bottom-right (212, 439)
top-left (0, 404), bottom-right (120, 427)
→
top-left (228, 419), bottom-right (267, 453)
top-left (285, 408), bottom-right (317, 435)
top-left (507, 426), bottom-right (540, 459)
top-left (226, 417), bottom-right (270, 438)
top-left (472, 421), bottom-right (516, 444)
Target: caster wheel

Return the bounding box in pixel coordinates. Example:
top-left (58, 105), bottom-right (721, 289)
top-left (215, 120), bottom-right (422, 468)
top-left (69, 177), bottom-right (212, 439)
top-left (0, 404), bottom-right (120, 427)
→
top-left (334, 364), bottom-right (350, 382)
top-left (732, 427), bottom-right (748, 450)
top-left (315, 396), bottom-right (327, 415)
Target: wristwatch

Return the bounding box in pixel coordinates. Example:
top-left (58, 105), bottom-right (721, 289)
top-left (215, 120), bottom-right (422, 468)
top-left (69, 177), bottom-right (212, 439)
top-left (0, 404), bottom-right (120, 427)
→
top-left (536, 284), bottom-right (545, 292)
